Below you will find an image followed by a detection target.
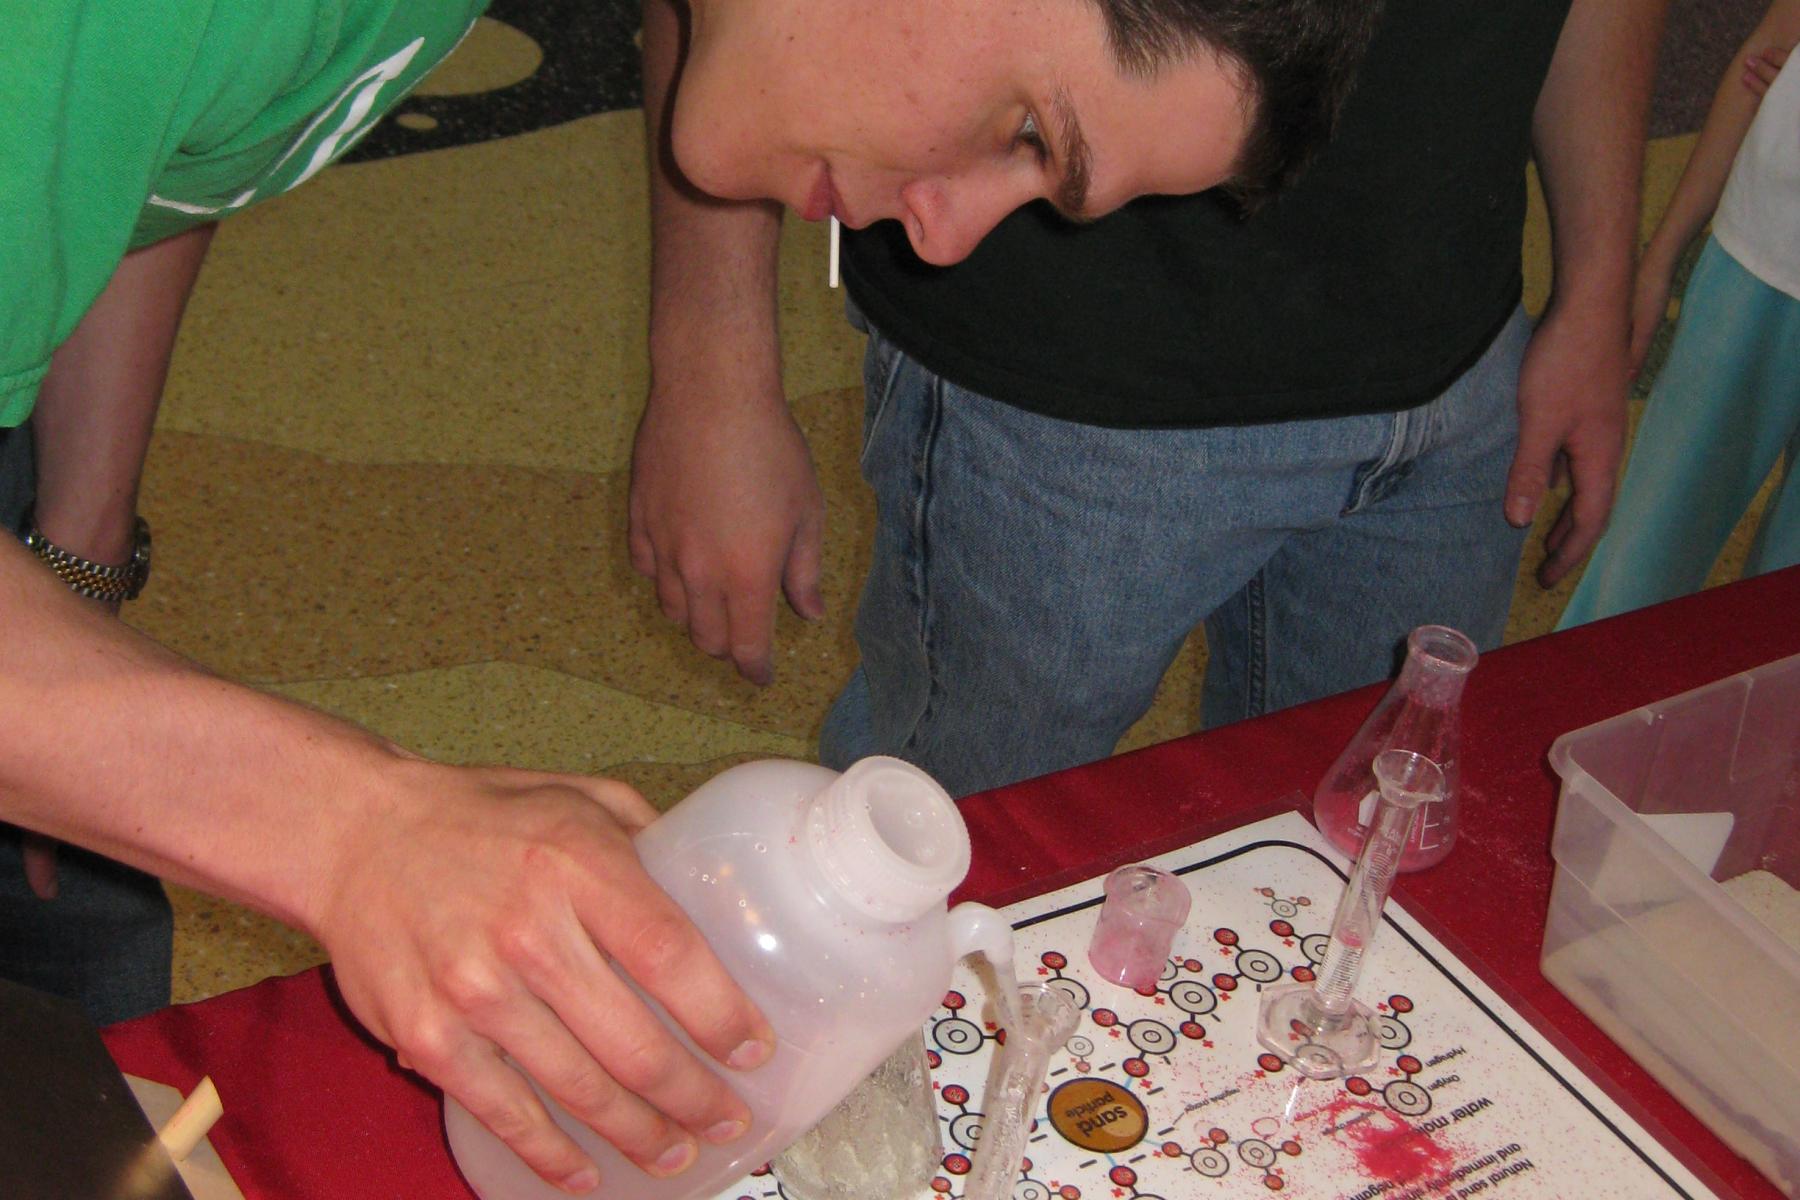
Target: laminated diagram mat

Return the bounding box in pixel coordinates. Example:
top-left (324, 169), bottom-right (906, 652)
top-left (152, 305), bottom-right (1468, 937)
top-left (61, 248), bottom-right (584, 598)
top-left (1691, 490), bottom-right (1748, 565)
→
top-left (716, 813), bottom-right (1719, 1200)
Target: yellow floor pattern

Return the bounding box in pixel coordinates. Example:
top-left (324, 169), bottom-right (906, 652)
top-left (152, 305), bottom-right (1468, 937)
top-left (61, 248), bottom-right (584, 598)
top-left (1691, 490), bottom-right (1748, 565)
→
top-left (137, 33), bottom-right (1772, 1004)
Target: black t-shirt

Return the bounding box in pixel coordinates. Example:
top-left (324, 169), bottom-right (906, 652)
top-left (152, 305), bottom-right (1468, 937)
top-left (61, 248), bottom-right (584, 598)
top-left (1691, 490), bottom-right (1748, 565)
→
top-left (840, 0), bottom-right (1574, 428)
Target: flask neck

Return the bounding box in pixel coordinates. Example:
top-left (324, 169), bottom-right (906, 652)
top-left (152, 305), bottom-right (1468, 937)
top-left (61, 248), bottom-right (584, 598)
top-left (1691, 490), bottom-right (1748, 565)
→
top-left (1395, 660), bottom-right (1470, 708)
top-left (1396, 625), bottom-right (1478, 708)
top-left (803, 757), bottom-right (970, 924)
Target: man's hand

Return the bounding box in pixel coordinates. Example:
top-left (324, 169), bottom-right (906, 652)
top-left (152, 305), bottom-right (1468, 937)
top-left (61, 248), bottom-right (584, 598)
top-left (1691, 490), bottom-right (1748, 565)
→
top-left (638, 0), bottom-right (813, 685)
top-left (628, 388), bottom-right (825, 686)
top-left (1517, 0), bottom-right (1664, 587)
top-left (1504, 304), bottom-right (1632, 587)
top-left (314, 763), bottom-right (775, 1194)
top-left (1, 532), bottom-right (776, 1196)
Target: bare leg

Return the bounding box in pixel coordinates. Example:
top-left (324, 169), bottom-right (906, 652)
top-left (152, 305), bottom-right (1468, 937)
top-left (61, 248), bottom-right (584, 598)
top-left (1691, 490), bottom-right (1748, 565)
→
top-left (21, 223), bottom-right (216, 897)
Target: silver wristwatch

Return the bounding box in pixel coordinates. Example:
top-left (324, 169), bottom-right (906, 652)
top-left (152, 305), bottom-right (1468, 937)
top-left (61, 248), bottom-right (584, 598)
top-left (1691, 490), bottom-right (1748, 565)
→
top-left (22, 506), bottom-right (152, 603)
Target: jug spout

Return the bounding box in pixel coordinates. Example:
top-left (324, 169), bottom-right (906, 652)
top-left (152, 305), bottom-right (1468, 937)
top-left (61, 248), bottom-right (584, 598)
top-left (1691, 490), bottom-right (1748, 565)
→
top-left (948, 902), bottom-right (1014, 969)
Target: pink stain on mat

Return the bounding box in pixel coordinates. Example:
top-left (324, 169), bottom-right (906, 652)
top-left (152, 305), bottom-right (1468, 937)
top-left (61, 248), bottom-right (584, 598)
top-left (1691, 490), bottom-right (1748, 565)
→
top-left (1295, 1094), bottom-right (1459, 1185)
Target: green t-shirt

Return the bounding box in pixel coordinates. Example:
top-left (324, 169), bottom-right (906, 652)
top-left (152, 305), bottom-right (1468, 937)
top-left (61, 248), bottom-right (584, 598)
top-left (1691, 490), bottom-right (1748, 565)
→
top-left (0, 0), bottom-right (487, 426)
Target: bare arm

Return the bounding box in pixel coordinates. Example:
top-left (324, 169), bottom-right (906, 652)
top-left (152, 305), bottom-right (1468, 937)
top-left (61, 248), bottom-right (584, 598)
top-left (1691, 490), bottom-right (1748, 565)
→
top-left (1507, 0), bottom-right (1669, 586)
top-left (30, 226), bottom-right (215, 568)
top-left (1630, 0), bottom-right (1800, 367)
top-left (628, 0), bottom-right (824, 687)
top-left (13, 225), bottom-right (221, 896)
top-left (0, 537), bottom-right (773, 1193)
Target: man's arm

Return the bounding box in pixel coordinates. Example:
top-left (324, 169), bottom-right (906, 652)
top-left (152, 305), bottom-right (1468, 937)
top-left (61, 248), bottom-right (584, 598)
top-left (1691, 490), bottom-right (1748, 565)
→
top-left (0, 538), bottom-right (773, 1193)
top-left (628, 0), bottom-right (825, 687)
top-left (1630, 1), bottom-right (1800, 368)
top-left (29, 225), bottom-right (215, 571)
top-left (13, 224), bottom-right (220, 897)
top-left (1507, 0), bottom-right (1669, 587)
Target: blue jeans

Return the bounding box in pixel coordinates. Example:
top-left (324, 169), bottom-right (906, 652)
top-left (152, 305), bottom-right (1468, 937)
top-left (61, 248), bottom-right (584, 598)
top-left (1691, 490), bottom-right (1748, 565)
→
top-left (1558, 238), bottom-right (1800, 629)
top-left (0, 423), bottom-right (173, 1026)
top-left (819, 308), bottom-right (1534, 798)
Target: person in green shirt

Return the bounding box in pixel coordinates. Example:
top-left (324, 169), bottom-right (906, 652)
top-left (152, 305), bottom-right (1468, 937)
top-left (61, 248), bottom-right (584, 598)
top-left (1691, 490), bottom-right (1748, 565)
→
top-left (2, 0), bottom-right (1372, 1192)
top-left (2, 2), bottom-right (494, 1009)
top-left (5, 4), bottom-right (777, 1192)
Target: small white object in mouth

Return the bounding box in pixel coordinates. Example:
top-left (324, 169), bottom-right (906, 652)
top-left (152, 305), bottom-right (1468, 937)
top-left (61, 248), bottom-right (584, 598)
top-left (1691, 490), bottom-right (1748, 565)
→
top-left (829, 216), bottom-right (841, 289)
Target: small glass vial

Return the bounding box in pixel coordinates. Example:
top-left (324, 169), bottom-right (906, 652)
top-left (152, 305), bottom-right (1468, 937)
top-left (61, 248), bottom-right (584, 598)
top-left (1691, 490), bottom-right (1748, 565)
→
top-left (1312, 625), bottom-right (1475, 872)
top-left (1088, 864), bottom-right (1192, 989)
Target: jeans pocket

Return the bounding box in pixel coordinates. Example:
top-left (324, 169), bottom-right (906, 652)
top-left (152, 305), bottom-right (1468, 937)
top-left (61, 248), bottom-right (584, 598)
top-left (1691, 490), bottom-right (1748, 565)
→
top-left (859, 326), bottom-right (910, 467)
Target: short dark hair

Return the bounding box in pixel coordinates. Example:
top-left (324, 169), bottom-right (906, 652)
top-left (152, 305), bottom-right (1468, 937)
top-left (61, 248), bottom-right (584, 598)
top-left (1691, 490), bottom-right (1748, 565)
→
top-left (1091, 0), bottom-right (1383, 210)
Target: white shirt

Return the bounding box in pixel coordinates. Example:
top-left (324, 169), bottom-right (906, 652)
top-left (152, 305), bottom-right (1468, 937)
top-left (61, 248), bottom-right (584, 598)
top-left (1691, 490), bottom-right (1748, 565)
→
top-left (1714, 51), bottom-right (1800, 302)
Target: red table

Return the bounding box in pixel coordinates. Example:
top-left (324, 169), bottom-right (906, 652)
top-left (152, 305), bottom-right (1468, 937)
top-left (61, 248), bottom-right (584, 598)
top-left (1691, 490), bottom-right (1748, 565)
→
top-left (104, 566), bottom-right (1800, 1199)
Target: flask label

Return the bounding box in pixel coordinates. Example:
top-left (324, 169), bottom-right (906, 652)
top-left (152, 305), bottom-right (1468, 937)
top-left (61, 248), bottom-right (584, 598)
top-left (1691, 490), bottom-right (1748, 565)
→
top-left (1356, 787), bottom-right (1442, 840)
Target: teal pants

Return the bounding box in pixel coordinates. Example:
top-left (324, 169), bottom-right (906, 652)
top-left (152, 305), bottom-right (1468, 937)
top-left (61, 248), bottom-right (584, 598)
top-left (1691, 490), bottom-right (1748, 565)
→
top-left (1559, 238), bottom-right (1800, 629)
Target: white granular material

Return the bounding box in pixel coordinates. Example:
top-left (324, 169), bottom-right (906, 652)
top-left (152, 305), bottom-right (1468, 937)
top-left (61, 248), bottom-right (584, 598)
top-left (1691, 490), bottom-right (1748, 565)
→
top-left (1542, 866), bottom-right (1800, 1192)
top-left (1721, 869), bottom-right (1800, 955)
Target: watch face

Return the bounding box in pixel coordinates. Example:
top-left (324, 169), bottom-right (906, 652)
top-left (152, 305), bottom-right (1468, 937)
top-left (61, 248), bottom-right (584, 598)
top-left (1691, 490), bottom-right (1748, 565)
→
top-left (127, 517), bottom-right (152, 597)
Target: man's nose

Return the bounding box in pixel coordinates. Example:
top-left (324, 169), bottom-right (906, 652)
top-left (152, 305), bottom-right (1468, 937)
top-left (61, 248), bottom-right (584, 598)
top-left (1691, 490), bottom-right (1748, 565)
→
top-left (898, 177), bottom-right (1034, 266)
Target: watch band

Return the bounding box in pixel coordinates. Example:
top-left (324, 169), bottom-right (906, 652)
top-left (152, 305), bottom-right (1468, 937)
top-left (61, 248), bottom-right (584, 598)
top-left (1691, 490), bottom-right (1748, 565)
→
top-left (21, 506), bottom-right (152, 603)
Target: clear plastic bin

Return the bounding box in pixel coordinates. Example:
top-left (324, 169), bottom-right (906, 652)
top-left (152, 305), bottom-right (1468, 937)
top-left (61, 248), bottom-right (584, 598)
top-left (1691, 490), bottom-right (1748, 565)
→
top-left (1543, 653), bottom-right (1800, 1196)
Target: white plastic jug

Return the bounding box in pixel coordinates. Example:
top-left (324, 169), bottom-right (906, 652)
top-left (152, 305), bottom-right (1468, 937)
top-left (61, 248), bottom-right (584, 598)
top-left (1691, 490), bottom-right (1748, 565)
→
top-left (445, 756), bottom-right (1011, 1199)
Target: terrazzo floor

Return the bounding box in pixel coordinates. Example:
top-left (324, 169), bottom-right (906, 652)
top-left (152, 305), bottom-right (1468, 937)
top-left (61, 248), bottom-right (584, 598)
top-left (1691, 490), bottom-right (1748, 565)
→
top-left (129, 1), bottom-right (1780, 1003)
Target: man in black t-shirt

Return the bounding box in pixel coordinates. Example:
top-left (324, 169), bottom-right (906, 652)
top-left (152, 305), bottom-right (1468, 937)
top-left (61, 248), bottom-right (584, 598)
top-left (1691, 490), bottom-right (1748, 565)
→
top-left (635, 0), bottom-right (1669, 798)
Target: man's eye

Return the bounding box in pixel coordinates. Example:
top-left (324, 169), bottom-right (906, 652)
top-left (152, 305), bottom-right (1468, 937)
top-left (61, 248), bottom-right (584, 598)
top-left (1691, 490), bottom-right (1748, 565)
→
top-left (1016, 111), bottom-right (1048, 159)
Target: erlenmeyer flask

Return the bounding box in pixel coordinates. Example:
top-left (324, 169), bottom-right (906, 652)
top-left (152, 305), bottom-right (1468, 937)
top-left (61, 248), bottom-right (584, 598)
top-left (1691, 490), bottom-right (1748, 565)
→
top-left (1311, 625), bottom-right (1476, 872)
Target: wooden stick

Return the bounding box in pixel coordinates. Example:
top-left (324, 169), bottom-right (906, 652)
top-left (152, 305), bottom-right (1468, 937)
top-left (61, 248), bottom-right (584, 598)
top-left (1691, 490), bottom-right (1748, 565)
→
top-left (157, 1076), bottom-right (223, 1162)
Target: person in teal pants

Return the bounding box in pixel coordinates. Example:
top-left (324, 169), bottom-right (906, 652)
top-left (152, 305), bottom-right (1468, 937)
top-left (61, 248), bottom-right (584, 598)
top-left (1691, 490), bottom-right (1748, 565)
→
top-left (1559, 3), bottom-right (1800, 628)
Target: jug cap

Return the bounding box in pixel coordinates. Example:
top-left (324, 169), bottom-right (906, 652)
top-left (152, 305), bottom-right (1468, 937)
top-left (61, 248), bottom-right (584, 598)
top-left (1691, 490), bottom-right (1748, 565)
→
top-left (806, 757), bottom-right (969, 923)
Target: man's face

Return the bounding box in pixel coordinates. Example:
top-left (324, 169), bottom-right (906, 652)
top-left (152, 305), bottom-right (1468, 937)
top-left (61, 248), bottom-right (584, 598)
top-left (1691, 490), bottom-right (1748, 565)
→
top-left (670, 0), bottom-right (1253, 266)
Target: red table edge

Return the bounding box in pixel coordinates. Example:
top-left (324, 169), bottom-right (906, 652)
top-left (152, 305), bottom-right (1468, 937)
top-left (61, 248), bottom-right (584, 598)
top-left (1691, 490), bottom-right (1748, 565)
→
top-left (949, 566), bottom-right (1800, 1200)
top-left (102, 566), bottom-right (1800, 1200)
